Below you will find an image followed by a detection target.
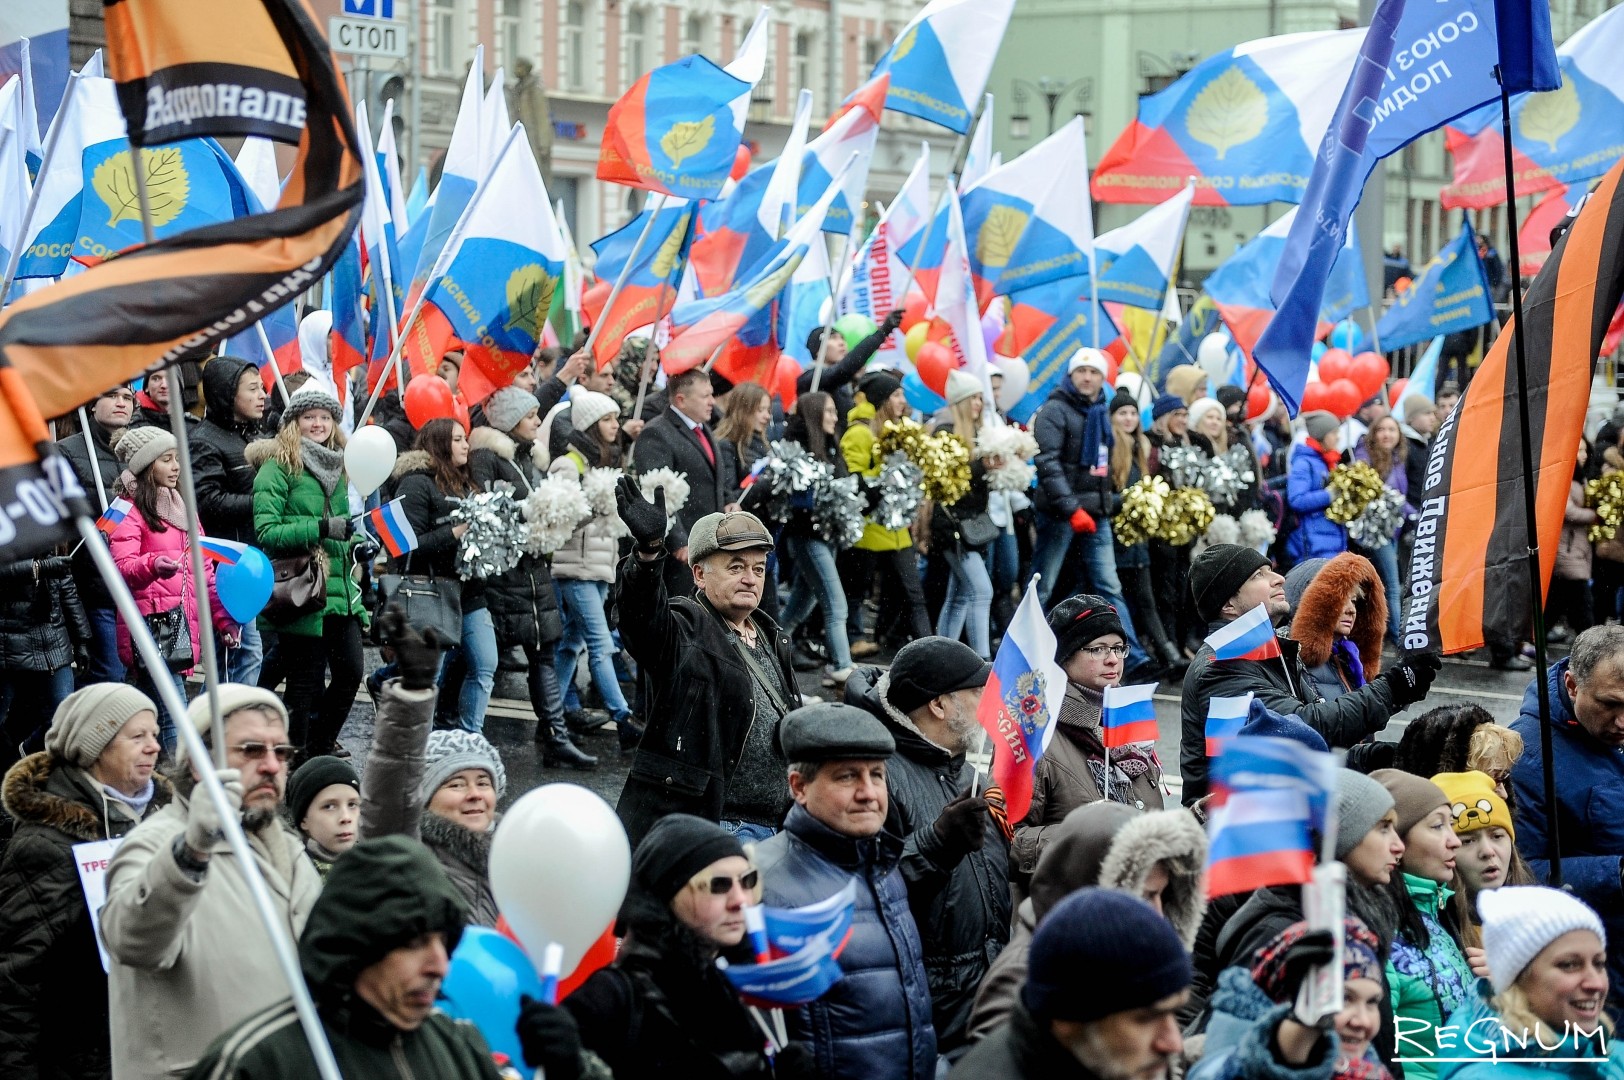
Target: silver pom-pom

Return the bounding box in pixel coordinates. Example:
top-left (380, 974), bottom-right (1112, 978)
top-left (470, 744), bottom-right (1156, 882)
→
top-left (1160, 444), bottom-right (1209, 490)
top-left (519, 476), bottom-right (592, 557)
top-left (812, 473), bottom-right (867, 550)
top-left (869, 452), bottom-right (924, 531)
top-left (639, 467), bottom-right (691, 529)
top-left (1347, 487), bottom-right (1407, 550)
top-left (452, 482), bottom-right (529, 578)
top-left (1238, 508), bottom-right (1277, 551)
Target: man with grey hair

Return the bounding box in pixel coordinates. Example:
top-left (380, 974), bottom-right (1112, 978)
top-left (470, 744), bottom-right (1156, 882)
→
top-left (1511, 622), bottom-right (1624, 1012)
top-left (100, 687), bottom-right (320, 1080)
top-left (611, 477), bottom-right (799, 846)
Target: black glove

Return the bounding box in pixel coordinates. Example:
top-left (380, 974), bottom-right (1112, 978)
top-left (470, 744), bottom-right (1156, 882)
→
top-left (616, 474), bottom-right (667, 551)
top-left (323, 516), bottom-right (352, 540)
top-left (74, 644), bottom-right (92, 673)
top-left (377, 604), bottom-right (444, 690)
top-left (774, 1042), bottom-right (819, 1080)
top-left (516, 995), bottom-right (582, 1080)
top-left (40, 555), bottom-right (73, 578)
top-left (880, 308), bottom-right (906, 333)
top-left (931, 788), bottom-right (989, 859)
top-left (1383, 651), bottom-right (1441, 708)
top-left (351, 537), bottom-right (380, 567)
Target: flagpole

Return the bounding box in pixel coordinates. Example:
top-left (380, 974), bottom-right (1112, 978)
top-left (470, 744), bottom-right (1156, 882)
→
top-left (581, 193), bottom-right (669, 357)
top-left (809, 232), bottom-right (852, 393)
top-left (1495, 63), bottom-right (1560, 886)
top-left (890, 101), bottom-right (985, 306)
top-left (0, 72), bottom-right (81, 308)
top-left (632, 284), bottom-right (679, 422)
top-left (254, 321), bottom-right (294, 407)
top-left (76, 406), bottom-right (109, 511)
top-left (130, 153), bottom-right (224, 767)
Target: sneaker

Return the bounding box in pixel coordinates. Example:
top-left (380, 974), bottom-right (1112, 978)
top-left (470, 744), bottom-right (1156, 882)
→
top-left (822, 666), bottom-right (854, 688)
top-left (850, 639), bottom-right (881, 659)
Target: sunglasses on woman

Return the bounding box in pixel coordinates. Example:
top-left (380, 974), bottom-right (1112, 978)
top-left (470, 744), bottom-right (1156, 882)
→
top-left (695, 869), bottom-right (759, 895)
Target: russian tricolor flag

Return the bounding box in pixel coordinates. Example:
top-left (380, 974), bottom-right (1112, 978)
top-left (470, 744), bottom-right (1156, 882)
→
top-left (1205, 603), bottom-right (1282, 663)
top-left (1206, 788), bottom-right (1316, 899)
top-left (198, 537), bottom-right (248, 565)
top-left (1101, 683), bottom-right (1158, 749)
top-left (975, 578), bottom-right (1068, 822)
top-left (718, 930), bottom-right (847, 1008)
top-left (368, 498), bottom-right (419, 558)
top-left (1210, 734), bottom-right (1336, 833)
top-left (1204, 694), bottom-right (1251, 756)
top-left (96, 496), bottom-right (133, 536)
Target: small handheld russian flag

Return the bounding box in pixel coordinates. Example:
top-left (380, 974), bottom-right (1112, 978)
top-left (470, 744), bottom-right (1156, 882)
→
top-left (1205, 603), bottom-right (1282, 663)
top-left (367, 497), bottom-right (419, 558)
top-left (1204, 694), bottom-right (1252, 756)
top-left (96, 496), bottom-right (133, 536)
top-left (1101, 682), bottom-right (1159, 749)
top-left (1211, 734), bottom-right (1337, 833)
top-left (197, 537), bottom-right (248, 565)
top-left (1206, 788), bottom-right (1316, 899)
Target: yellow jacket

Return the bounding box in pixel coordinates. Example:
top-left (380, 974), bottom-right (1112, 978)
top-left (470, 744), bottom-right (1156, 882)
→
top-left (842, 403), bottom-right (914, 551)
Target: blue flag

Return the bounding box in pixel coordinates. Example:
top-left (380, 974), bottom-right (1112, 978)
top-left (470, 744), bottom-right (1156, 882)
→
top-left (1494, 0), bottom-right (1560, 94)
top-left (1375, 221), bottom-right (1495, 352)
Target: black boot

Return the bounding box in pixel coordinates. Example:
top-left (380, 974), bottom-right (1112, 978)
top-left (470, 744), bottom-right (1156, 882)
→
top-left (1158, 640), bottom-right (1190, 679)
top-left (618, 715), bottom-right (646, 756)
top-left (541, 732), bottom-right (598, 769)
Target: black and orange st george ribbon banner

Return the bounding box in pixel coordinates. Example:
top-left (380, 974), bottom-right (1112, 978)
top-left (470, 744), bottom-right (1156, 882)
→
top-left (0, 0), bottom-right (362, 558)
top-left (1405, 154), bottom-right (1624, 654)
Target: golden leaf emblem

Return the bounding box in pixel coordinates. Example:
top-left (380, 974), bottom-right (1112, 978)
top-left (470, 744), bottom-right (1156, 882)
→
top-left (651, 209), bottom-right (691, 279)
top-left (660, 115), bottom-right (716, 171)
top-left (976, 205), bottom-right (1028, 269)
top-left (891, 26), bottom-right (917, 64)
top-left (93, 147), bottom-right (190, 229)
top-left (1185, 67), bottom-right (1269, 161)
top-left (505, 264), bottom-right (554, 339)
top-left (1519, 74), bottom-right (1579, 154)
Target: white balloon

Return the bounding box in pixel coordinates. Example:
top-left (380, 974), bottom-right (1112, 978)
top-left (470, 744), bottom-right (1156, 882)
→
top-left (992, 355), bottom-right (1029, 411)
top-left (490, 784), bottom-right (631, 975)
top-left (1115, 371), bottom-right (1148, 407)
top-left (1197, 332), bottom-right (1233, 386)
top-left (344, 426), bottom-right (397, 498)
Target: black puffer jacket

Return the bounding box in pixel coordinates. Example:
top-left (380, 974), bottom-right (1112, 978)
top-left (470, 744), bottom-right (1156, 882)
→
top-left (468, 428), bottom-right (563, 649)
top-left (929, 458), bottom-right (991, 554)
top-left (190, 357), bottom-right (265, 545)
top-left (1031, 381), bottom-right (1114, 519)
top-left (0, 558), bottom-right (88, 672)
top-left (0, 754), bottom-right (170, 1080)
top-left (845, 666), bottom-right (1010, 1055)
top-left (58, 421), bottom-right (123, 609)
top-left (390, 451), bottom-right (487, 613)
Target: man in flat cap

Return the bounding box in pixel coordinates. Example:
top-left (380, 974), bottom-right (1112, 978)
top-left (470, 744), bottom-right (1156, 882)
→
top-left (845, 637), bottom-right (1011, 1057)
top-left (613, 478), bottom-right (800, 846)
top-left (755, 703), bottom-right (937, 1080)
top-left (1178, 544), bottom-right (1440, 805)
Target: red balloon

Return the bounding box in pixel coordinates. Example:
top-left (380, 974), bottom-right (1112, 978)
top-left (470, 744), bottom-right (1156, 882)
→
top-left (453, 397), bottom-right (471, 433)
top-left (901, 291), bottom-right (929, 331)
top-left (1327, 377), bottom-right (1364, 419)
top-left (1388, 378), bottom-right (1408, 403)
top-left (729, 144), bottom-right (753, 181)
top-left (403, 373), bottom-right (455, 428)
top-left (1246, 380), bottom-right (1272, 421)
top-left (914, 342), bottom-right (957, 395)
top-left (1299, 380), bottom-right (1332, 415)
top-left (1317, 348), bottom-right (1353, 384)
top-left (772, 356), bottom-right (800, 409)
top-left (1349, 351), bottom-right (1390, 399)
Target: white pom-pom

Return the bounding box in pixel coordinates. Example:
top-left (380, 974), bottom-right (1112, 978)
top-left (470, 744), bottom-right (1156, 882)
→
top-left (1203, 513), bottom-right (1240, 547)
top-left (521, 476), bottom-right (592, 556)
top-left (973, 422), bottom-right (1038, 464)
top-left (581, 467), bottom-right (620, 518)
top-left (1238, 508), bottom-right (1278, 549)
top-left (639, 467), bottom-right (691, 517)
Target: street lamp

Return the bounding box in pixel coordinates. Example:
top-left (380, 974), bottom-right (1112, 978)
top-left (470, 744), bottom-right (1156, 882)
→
top-left (1009, 76), bottom-right (1094, 140)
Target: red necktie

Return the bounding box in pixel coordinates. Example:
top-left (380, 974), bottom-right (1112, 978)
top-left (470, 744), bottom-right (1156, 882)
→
top-left (696, 425), bottom-right (716, 467)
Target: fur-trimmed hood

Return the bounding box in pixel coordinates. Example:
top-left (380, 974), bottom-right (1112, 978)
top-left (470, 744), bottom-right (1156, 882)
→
top-left (468, 425), bottom-right (515, 461)
top-left (419, 804), bottom-right (492, 874)
top-left (390, 448), bottom-right (433, 481)
top-left (1095, 808), bottom-right (1208, 949)
top-left (243, 436), bottom-right (279, 469)
top-left (1288, 551), bottom-right (1387, 676)
top-left (1, 751), bottom-right (171, 841)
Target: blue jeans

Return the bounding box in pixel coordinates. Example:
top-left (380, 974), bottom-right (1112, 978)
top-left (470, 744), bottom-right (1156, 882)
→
top-left (780, 535), bottom-right (853, 671)
top-left (990, 530), bottom-right (1020, 597)
top-left (1364, 540), bottom-right (1403, 643)
top-left (938, 549), bottom-right (994, 659)
top-left (720, 820), bottom-right (778, 842)
top-left (555, 579), bottom-right (632, 721)
top-left (440, 607), bottom-right (498, 733)
top-left (82, 607), bottom-right (126, 685)
top-left (1032, 513), bottom-right (1150, 669)
top-left (0, 666), bottom-right (75, 764)
top-left (222, 618), bottom-right (263, 686)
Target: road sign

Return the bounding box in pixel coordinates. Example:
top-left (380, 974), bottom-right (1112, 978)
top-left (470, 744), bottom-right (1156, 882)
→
top-left (330, 14), bottom-right (406, 58)
top-left (343, 0), bottom-right (394, 16)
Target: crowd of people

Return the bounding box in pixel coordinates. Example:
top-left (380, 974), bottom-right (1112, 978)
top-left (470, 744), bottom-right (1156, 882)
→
top-left (0, 308), bottom-right (1620, 1080)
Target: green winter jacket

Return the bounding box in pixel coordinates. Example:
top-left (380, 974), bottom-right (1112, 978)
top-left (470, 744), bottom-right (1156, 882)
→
top-left (248, 440), bottom-right (369, 637)
top-left (1388, 873), bottom-right (1475, 1080)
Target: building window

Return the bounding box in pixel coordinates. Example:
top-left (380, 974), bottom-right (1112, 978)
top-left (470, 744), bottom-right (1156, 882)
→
top-left (794, 30), bottom-right (814, 99)
top-left (683, 14), bottom-right (706, 57)
top-left (625, 9), bottom-right (649, 85)
top-left (564, 1), bottom-right (586, 91)
top-left (497, 0), bottom-right (526, 72)
top-left (433, 0), bottom-right (457, 76)
top-left (863, 37), bottom-right (885, 70)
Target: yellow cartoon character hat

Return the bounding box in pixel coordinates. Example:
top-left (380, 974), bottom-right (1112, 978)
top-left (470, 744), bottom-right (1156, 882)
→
top-left (1432, 770), bottom-right (1514, 840)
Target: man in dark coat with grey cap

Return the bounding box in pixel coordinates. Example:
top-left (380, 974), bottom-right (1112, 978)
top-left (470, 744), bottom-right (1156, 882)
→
top-left (845, 636), bottom-right (1010, 1057)
top-left (754, 702), bottom-right (937, 1080)
top-left (613, 479), bottom-right (800, 846)
top-left (1177, 544), bottom-right (1439, 804)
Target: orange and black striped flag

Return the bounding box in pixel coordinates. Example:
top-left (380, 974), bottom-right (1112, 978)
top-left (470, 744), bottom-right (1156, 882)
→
top-left (1403, 154), bottom-right (1624, 654)
top-left (0, 0), bottom-right (362, 558)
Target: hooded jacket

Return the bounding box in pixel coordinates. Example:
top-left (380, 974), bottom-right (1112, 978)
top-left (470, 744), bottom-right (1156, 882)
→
top-left (1433, 982), bottom-right (1623, 1080)
top-left (1286, 443), bottom-right (1347, 562)
top-left (0, 755), bottom-right (170, 1080)
top-left (190, 357), bottom-right (264, 545)
top-left (1032, 381), bottom-right (1114, 519)
top-left (468, 427), bottom-right (563, 648)
top-left (966, 803), bottom-right (1207, 1044)
top-left (844, 666), bottom-right (1011, 1053)
top-left (247, 437), bottom-right (369, 636)
top-left (1385, 874), bottom-right (1473, 1080)
top-left (1288, 554), bottom-right (1387, 704)
top-left (1510, 657), bottom-right (1624, 1014)
top-left (756, 804), bottom-right (937, 1080)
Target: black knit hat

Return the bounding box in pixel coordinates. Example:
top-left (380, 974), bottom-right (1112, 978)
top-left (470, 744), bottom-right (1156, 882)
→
top-left (1048, 594), bottom-right (1125, 662)
top-left (858, 369), bottom-right (903, 407)
top-left (1216, 384), bottom-right (1247, 414)
top-left (632, 813), bottom-right (747, 902)
top-left (1189, 543), bottom-right (1271, 623)
top-left (287, 755), bottom-right (360, 827)
top-left (1109, 387), bottom-right (1140, 416)
top-left (1022, 888), bottom-right (1192, 1022)
top-left (886, 636), bottom-right (992, 714)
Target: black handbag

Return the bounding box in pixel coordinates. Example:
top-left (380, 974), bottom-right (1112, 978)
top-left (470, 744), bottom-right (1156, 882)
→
top-left (377, 570), bottom-right (463, 648)
top-left (955, 510), bottom-right (999, 548)
top-left (142, 606), bottom-right (194, 673)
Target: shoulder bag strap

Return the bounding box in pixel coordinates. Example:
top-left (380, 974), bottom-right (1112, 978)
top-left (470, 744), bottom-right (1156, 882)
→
top-left (726, 626), bottom-right (795, 718)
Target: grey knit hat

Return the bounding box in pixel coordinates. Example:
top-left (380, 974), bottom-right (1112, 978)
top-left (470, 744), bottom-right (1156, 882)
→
top-left (1334, 768), bottom-right (1396, 859)
top-left (570, 389), bottom-right (620, 432)
top-left (484, 386), bottom-right (540, 434)
top-left (1302, 410), bottom-right (1340, 443)
top-left (418, 729), bottom-right (507, 806)
top-left (178, 684), bottom-right (291, 768)
top-left (43, 684), bottom-right (159, 768)
top-left (280, 382), bottom-right (343, 426)
top-left (111, 425), bottom-right (178, 477)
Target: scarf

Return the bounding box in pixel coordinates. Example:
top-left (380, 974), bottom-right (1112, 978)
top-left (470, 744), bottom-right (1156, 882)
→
top-left (1058, 682), bottom-right (1156, 800)
top-left (120, 470), bottom-right (192, 530)
top-left (101, 779), bottom-right (155, 818)
top-left (1305, 436), bottom-right (1341, 469)
top-left (1331, 635), bottom-right (1366, 688)
top-left (300, 437), bottom-right (345, 496)
top-left (1080, 397), bottom-right (1114, 473)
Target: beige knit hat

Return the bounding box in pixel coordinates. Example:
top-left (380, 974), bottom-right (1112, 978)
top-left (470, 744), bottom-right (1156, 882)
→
top-left (43, 684), bottom-right (159, 768)
top-left (177, 684), bottom-right (291, 767)
top-left (111, 425), bottom-right (178, 477)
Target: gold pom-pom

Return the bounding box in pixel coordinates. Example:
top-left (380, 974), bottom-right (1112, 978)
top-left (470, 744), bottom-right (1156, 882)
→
top-left (1157, 486), bottom-right (1216, 547)
top-left (1325, 461), bottom-right (1386, 525)
top-left (882, 417), bottom-right (970, 505)
top-left (878, 417), bottom-right (927, 460)
top-left (1587, 469), bottom-right (1624, 542)
top-left (1114, 475), bottom-right (1171, 547)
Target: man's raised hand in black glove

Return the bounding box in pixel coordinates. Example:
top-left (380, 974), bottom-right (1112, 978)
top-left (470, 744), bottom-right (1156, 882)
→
top-left (515, 995), bottom-right (582, 1080)
top-left (377, 603), bottom-right (443, 690)
top-left (1383, 651), bottom-right (1441, 708)
top-left (931, 788), bottom-right (989, 860)
top-left (615, 474), bottom-right (667, 553)
top-left (880, 308), bottom-right (906, 334)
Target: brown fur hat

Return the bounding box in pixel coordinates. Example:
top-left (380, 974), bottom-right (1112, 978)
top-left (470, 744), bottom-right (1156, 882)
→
top-left (1288, 552), bottom-right (1386, 677)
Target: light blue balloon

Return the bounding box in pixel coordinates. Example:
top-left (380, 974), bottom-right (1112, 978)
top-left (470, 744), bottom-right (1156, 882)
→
top-left (216, 546), bottom-right (273, 624)
top-left (439, 927), bottom-right (544, 1067)
top-left (902, 371), bottom-right (945, 414)
top-left (1311, 340), bottom-right (1328, 362)
top-left (1328, 324), bottom-right (1366, 352)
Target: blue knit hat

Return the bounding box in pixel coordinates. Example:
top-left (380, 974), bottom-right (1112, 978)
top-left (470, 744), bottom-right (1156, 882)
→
top-left (1022, 888), bottom-right (1192, 1022)
top-left (1152, 393), bottom-right (1187, 420)
top-left (1237, 697), bottom-right (1329, 753)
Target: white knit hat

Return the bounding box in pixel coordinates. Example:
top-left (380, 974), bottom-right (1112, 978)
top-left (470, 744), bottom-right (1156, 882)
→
top-left (1067, 347), bottom-right (1112, 378)
top-left (177, 684), bottom-right (291, 769)
top-left (1187, 396), bottom-right (1225, 433)
top-left (944, 368), bottom-right (982, 405)
top-left (569, 389), bottom-right (620, 432)
top-left (1479, 886), bottom-right (1607, 994)
top-left (111, 425), bottom-right (178, 477)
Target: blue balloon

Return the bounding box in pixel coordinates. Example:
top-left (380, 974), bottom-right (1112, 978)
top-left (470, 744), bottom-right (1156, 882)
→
top-left (1310, 340), bottom-right (1328, 362)
top-left (1328, 323), bottom-right (1366, 352)
top-left (438, 927), bottom-right (543, 1067)
top-left (902, 370), bottom-right (945, 414)
top-left (216, 546), bottom-right (273, 624)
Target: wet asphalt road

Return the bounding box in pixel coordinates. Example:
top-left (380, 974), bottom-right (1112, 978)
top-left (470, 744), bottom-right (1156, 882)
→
top-left (325, 640), bottom-right (1550, 813)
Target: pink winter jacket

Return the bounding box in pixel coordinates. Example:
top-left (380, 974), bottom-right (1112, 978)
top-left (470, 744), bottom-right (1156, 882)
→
top-left (109, 506), bottom-right (234, 670)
